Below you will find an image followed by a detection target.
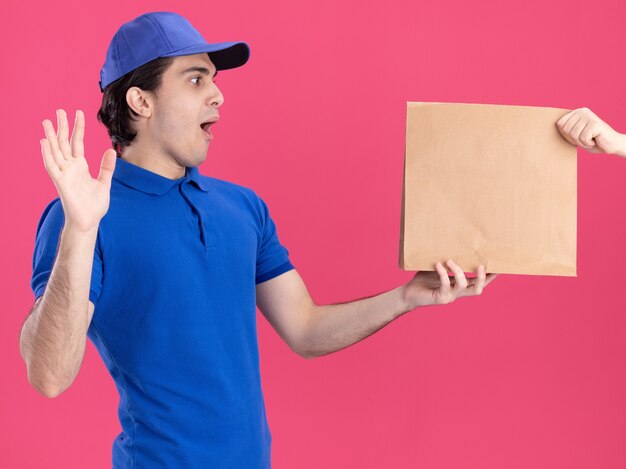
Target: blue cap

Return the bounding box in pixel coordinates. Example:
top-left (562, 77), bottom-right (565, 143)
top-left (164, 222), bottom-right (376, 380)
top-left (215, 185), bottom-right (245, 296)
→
top-left (99, 12), bottom-right (250, 92)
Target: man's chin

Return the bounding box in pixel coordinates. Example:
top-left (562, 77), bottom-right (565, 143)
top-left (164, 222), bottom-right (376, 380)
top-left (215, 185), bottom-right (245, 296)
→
top-left (190, 152), bottom-right (208, 167)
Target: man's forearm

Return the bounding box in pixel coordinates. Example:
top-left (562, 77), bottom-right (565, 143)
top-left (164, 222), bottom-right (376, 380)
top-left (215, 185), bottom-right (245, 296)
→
top-left (20, 224), bottom-right (97, 397)
top-left (298, 285), bottom-right (411, 359)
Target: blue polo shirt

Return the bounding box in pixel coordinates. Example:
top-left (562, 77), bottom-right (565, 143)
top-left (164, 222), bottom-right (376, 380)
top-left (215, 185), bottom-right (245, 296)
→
top-left (30, 156), bottom-right (295, 468)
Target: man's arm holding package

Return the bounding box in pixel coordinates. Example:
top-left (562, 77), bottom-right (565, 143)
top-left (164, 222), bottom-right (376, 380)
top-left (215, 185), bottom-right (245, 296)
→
top-left (256, 260), bottom-right (498, 359)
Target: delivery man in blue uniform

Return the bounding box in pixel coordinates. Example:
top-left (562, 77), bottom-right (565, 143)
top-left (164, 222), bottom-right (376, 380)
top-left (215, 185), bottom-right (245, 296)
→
top-left (19, 11), bottom-right (625, 469)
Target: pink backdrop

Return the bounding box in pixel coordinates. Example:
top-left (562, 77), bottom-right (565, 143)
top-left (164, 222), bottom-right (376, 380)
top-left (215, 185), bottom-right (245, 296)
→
top-left (3, 0), bottom-right (626, 467)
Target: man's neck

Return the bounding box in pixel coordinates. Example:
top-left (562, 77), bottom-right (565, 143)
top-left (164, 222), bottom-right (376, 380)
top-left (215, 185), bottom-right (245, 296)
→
top-left (119, 145), bottom-right (186, 180)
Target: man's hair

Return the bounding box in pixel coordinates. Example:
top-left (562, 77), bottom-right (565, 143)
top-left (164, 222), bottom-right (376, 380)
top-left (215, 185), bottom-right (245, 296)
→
top-left (97, 56), bottom-right (175, 155)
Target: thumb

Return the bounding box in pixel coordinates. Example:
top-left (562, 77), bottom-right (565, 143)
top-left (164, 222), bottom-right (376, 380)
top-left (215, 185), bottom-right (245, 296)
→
top-left (97, 148), bottom-right (117, 188)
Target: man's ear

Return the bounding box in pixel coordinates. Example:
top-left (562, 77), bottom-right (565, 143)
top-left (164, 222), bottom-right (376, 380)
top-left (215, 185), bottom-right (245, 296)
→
top-left (126, 86), bottom-right (153, 118)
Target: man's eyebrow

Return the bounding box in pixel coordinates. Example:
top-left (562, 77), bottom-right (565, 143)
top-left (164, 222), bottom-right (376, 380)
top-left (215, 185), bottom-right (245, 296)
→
top-left (179, 66), bottom-right (218, 78)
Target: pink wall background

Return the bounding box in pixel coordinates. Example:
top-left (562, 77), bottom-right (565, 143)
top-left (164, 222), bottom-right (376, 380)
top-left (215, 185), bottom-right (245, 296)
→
top-left (3, 0), bottom-right (626, 467)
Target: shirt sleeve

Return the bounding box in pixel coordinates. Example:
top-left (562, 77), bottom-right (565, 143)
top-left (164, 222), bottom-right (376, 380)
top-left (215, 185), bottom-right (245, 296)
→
top-left (254, 193), bottom-right (295, 284)
top-left (30, 198), bottom-right (104, 306)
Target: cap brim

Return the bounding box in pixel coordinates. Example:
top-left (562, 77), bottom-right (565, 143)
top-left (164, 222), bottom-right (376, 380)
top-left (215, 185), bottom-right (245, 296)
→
top-left (161, 41), bottom-right (250, 70)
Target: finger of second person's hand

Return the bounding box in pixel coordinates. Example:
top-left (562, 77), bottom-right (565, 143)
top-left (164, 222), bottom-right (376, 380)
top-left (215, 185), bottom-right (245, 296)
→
top-left (70, 110), bottom-right (85, 158)
top-left (570, 118), bottom-right (589, 143)
top-left (578, 125), bottom-right (599, 149)
top-left (562, 118), bottom-right (583, 146)
top-left (446, 259), bottom-right (468, 294)
top-left (56, 109), bottom-right (72, 157)
top-left (556, 110), bottom-right (576, 131)
top-left (562, 114), bottom-right (582, 136)
top-left (42, 119), bottom-right (66, 168)
top-left (556, 112), bottom-right (578, 145)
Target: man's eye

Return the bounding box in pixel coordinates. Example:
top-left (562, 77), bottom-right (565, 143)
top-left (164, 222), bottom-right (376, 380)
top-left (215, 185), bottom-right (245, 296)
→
top-left (191, 76), bottom-right (217, 85)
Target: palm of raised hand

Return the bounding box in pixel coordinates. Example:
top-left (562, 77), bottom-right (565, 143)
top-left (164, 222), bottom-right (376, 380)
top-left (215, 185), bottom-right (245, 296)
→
top-left (41, 109), bottom-right (117, 232)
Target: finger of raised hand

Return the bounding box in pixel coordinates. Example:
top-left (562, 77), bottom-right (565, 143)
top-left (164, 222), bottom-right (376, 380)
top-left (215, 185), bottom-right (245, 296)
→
top-left (446, 259), bottom-right (468, 295)
top-left (57, 109), bottom-right (72, 157)
top-left (97, 149), bottom-right (117, 189)
top-left (70, 110), bottom-right (85, 158)
top-left (42, 119), bottom-right (66, 169)
top-left (40, 138), bottom-right (61, 178)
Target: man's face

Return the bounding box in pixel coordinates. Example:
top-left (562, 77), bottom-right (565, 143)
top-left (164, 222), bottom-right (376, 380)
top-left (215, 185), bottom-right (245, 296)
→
top-left (142, 53), bottom-right (223, 168)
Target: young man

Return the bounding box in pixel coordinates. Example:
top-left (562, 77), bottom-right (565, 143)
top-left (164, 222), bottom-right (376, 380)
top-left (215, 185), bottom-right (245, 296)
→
top-left (32, 10), bottom-right (626, 469)
top-left (20, 11), bottom-right (497, 468)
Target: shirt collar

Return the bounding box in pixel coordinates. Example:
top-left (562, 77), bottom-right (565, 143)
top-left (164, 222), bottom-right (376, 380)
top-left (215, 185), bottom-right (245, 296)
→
top-left (112, 156), bottom-right (209, 195)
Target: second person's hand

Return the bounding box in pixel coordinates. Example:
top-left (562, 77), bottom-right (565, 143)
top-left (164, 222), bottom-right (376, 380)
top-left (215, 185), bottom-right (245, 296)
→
top-left (556, 107), bottom-right (626, 158)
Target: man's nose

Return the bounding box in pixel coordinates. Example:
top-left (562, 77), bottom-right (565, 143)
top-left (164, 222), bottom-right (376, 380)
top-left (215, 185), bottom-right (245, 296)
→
top-left (208, 86), bottom-right (224, 107)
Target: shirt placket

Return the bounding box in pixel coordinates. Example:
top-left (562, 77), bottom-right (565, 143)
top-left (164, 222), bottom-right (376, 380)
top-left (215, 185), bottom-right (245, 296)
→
top-left (179, 183), bottom-right (209, 252)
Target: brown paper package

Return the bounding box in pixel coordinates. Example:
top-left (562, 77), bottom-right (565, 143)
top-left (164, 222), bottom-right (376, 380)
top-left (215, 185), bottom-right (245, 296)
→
top-left (399, 102), bottom-right (576, 276)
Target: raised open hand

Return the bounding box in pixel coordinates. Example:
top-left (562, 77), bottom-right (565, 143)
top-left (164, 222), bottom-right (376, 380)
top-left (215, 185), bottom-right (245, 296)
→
top-left (41, 109), bottom-right (117, 232)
